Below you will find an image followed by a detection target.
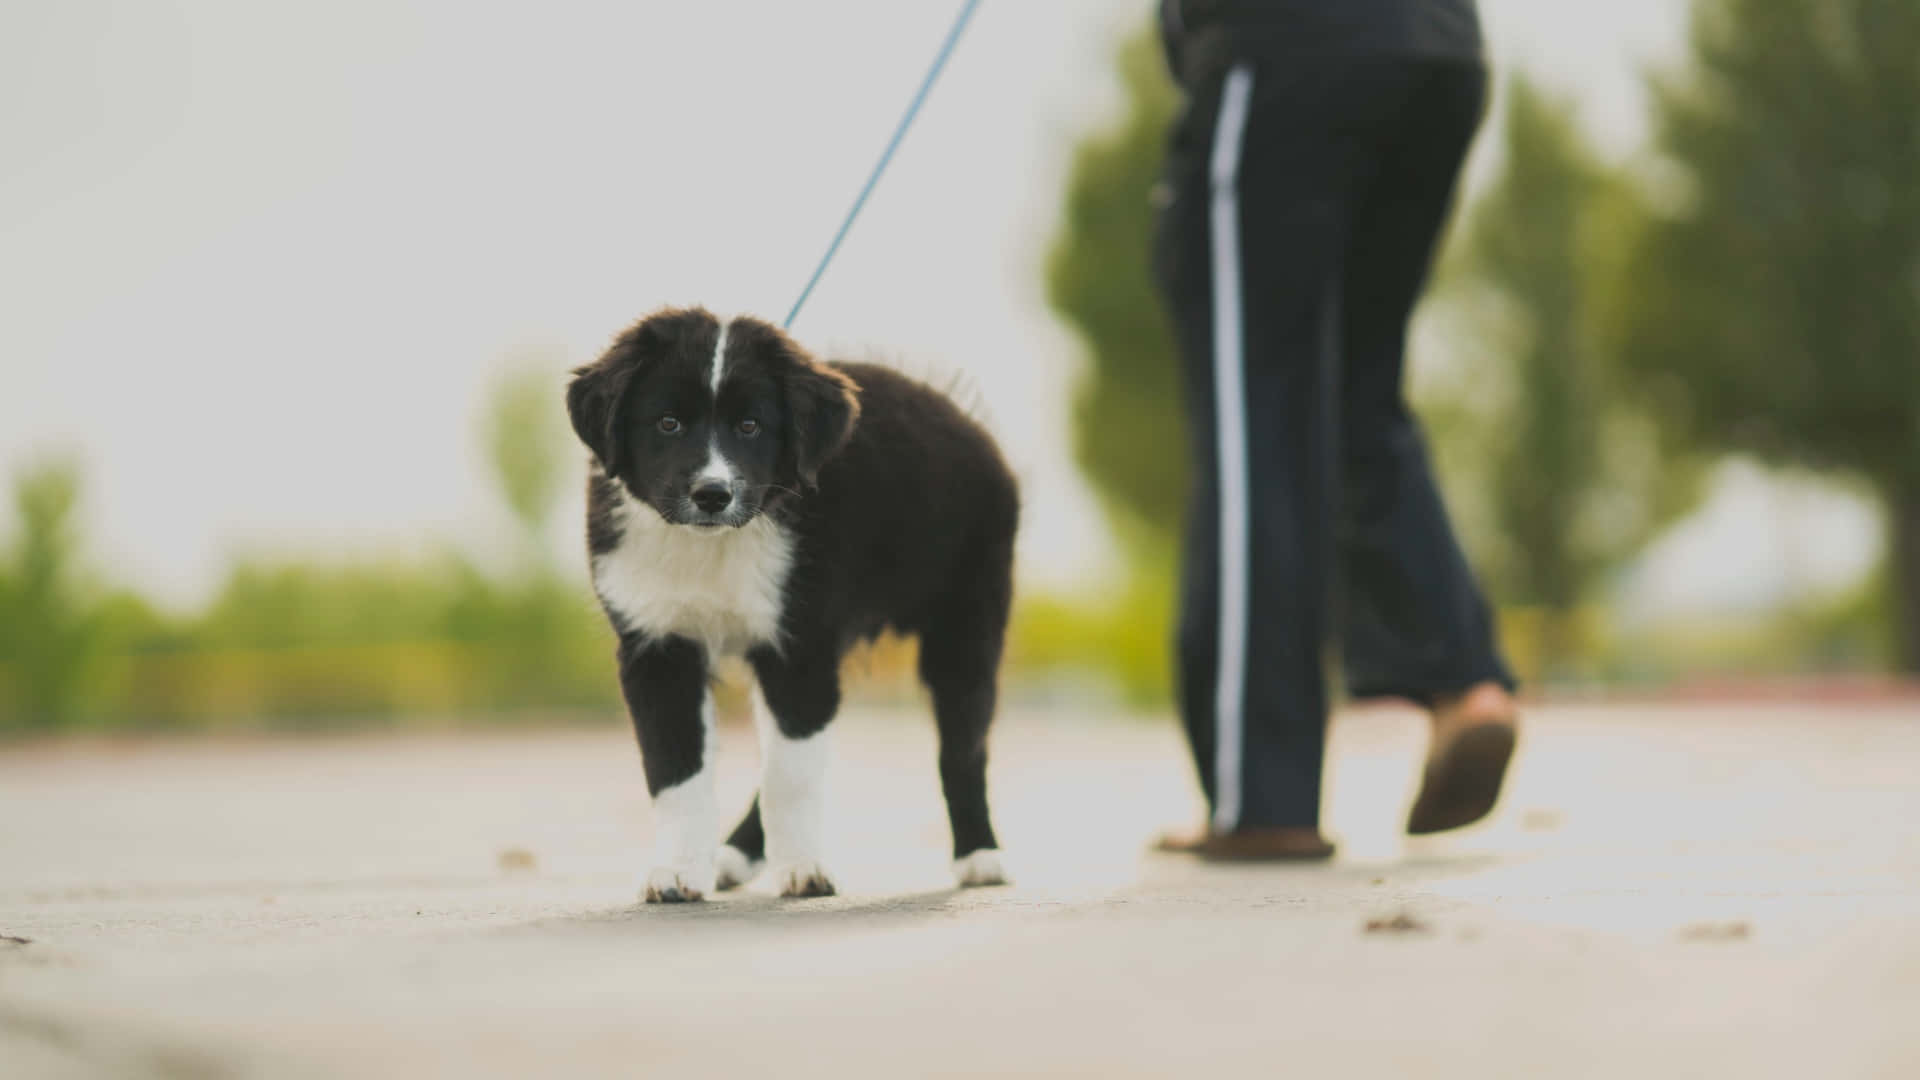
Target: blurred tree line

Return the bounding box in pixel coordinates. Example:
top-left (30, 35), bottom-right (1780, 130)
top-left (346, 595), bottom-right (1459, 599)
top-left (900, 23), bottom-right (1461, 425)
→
top-left (1619, 0), bottom-right (1920, 671)
top-left (1048, 0), bottom-right (1920, 689)
top-left (1427, 77), bottom-right (1703, 681)
top-left (0, 363), bottom-right (617, 735)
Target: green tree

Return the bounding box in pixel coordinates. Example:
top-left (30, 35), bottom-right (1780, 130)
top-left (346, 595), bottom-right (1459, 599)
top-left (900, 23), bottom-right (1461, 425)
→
top-left (0, 460), bottom-right (114, 731)
top-left (1045, 23), bottom-right (1184, 563)
top-left (474, 355), bottom-right (606, 703)
top-left (483, 353), bottom-right (570, 563)
top-left (1618, 0), bottom-right (1920, 670)
top-left (1429, 76), bottom-right (1700, 675)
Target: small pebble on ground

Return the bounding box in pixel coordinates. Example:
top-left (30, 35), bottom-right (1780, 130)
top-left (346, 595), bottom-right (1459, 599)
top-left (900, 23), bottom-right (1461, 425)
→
top-left (1364, 912), bottom-right (1430, 935)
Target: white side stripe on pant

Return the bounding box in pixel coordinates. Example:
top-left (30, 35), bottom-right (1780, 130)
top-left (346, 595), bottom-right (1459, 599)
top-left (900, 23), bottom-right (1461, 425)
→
top-left (1208, 65), bottom-right (1254, 833)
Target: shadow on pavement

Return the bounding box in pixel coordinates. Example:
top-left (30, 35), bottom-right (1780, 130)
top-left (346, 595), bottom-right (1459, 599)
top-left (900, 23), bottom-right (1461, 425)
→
top-left (520, 886), bottom-right (994, 935)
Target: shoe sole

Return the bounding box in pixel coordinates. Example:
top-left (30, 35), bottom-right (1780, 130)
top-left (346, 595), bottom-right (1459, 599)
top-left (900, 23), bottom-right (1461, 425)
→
top-left (1152, 833), bottom-right (1336, 861)
top-left (1196, 841), bottom-right (1335, 862)
top-left (1407, 724), bottom-right (1517, 835)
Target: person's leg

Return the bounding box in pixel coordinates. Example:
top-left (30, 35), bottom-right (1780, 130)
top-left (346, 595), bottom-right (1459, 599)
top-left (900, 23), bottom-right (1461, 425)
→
top-left (1156, 69), bottom-right (1236, 826)
top-left (1155, 59), bottom-right (1385, 845)
top-left (1332, 59), bottom-right (1518, 833)
top-left (1336, 59), bottom-right (1513, 708)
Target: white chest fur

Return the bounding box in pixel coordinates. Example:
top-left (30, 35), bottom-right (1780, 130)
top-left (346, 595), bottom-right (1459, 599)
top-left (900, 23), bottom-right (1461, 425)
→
top-left (591, 491), bottom-right (796, 658)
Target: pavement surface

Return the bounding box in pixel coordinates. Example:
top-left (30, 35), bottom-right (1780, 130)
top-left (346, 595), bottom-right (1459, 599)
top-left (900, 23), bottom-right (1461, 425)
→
top-left (2, 701), bottom-right (1919, 1078)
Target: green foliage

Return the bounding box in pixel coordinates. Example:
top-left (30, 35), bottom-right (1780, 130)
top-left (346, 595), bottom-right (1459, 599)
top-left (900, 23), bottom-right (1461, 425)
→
top-left (1624, 0), bottom-right (1920, 480)
top-left (1796, 562), bottom-right (1896, 672)
top-left (483, 354), bottom-right (570, 553)
top-left (1618, 0), bottom-right (1920, 667)
top-left (113, 361), bottom-right (618, 725)
top-left (1010, 577), bottom-right (1175, 706)
top-left (1045, 23), bottom-right (1185, 560)
top-left (114, 555), bottom-right (615, 727)
top-left (1031, 22), bottom-right (1187, 700)
top-left (0, 459), bottom-right (121, 732)
top-left (1428, 76), bottom-right (1703, 675)
top-left (190, 560), bottom-right (462, 651)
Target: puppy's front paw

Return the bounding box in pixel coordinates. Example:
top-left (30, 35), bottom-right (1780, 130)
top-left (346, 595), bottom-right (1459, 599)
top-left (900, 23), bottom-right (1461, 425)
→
top-left (642, 865), bottom-right (713, 904)
top-left (770, 860), bottom-right (836, 898)
top-left (952, 848), bottom-right (1008, 888)
top-left (713, 845), bottom-right (762, 891)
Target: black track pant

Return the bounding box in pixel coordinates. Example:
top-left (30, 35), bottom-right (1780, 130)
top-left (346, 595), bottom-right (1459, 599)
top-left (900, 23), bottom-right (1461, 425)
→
top-left (1153, 54), bottom-right (1515, 831)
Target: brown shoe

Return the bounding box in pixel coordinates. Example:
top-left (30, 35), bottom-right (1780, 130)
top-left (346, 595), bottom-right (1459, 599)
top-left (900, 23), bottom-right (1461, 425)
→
top-left (1154, 826), bottom-right (1336, 862)
top-left (1407, 683), bottom-right (1519, 835)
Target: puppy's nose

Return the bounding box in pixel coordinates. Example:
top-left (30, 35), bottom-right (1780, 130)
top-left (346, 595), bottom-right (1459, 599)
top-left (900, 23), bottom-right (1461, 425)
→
top-left (691, 483), bottom-right (732, 514)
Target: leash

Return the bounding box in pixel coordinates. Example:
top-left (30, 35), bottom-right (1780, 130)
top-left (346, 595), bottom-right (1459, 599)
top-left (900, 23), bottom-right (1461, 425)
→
top-left (782, 0), bottom-right (983, 330)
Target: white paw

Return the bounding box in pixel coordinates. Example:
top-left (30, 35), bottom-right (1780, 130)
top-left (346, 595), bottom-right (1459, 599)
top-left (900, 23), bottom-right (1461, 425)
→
top-left (770, 860), bottom-right (837, 898)
top-left (952, 849), bottom-right (1008, 888)
top-left (642, 864), bottom-right (713, 904)
top-left (713, 845), bottom-right (762, 891)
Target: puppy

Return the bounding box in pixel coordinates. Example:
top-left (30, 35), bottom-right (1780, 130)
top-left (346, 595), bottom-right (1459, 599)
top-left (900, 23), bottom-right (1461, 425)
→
top-left (566, 307), bottom-right (1018, 902)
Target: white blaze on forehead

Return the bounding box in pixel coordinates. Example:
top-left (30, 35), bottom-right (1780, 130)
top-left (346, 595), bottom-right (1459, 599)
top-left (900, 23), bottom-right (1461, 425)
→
top-left (698, 317), bottom-right (736, 489)
top-left (709, 318), bottom-right (732, 395)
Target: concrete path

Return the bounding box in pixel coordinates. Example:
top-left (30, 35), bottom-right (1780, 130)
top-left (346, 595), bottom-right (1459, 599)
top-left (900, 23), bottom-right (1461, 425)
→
top-left (3, 702), bottom-right (1918, 1078)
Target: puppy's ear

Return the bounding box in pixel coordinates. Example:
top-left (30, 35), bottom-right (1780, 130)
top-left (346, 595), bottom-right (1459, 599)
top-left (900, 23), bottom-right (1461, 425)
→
top-left (566, 359), bottom-right (630, 476)
top-left (566, 308), bottom-right (702, 475)
top-left (784, 352), bottom-right (860, 490)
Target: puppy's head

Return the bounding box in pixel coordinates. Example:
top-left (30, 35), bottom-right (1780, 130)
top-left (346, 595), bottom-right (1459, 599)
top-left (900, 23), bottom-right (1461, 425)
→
top-left (566, 307), bottom-right (860, 529)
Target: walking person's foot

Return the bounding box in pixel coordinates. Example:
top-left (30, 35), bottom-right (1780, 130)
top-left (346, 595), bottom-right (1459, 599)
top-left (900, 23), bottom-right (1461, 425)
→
top-left (1406, 681), bottom-right (1519, 835)
top-left (1153, 826), bottom-right (1335, 862)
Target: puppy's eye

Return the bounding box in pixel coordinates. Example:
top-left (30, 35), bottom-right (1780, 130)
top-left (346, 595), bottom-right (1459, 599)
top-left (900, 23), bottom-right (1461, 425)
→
top-left (737, 418), bottom-right (761, 437)
top-left (657, 416), bottom-right (683, 435)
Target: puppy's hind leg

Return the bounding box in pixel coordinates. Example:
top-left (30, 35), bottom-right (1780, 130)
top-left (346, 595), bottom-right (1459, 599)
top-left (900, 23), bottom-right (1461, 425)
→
top-left (919, 537), bottom-right (1014, 888)
top-left (744, 653), bottom-right (841, 898)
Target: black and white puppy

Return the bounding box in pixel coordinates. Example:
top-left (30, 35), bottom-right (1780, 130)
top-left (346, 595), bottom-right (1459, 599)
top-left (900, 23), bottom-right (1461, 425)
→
top-left (567, 307), bottom-right (1018, 902)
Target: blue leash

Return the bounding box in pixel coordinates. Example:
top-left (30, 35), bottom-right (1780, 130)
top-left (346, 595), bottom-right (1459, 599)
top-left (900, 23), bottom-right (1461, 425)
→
top-left (783, 0), bottom-right (983, 330)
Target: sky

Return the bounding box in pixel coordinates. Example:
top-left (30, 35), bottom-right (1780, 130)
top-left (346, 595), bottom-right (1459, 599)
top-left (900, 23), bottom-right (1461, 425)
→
top-left (0, 0), bottom-right (1878, 613)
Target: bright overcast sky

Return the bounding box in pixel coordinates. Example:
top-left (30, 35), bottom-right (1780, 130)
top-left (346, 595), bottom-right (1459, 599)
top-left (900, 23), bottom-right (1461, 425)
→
top-left (11, 0), bottom-right (1862, 615)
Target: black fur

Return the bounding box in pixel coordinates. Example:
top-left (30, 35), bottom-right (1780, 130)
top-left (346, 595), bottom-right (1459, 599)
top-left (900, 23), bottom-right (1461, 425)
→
top-left (568, 307), bottom-right (1018, 874)
top-left (617, 634), bottom-right (709, 796)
